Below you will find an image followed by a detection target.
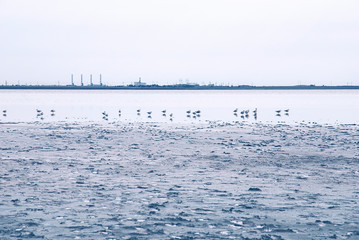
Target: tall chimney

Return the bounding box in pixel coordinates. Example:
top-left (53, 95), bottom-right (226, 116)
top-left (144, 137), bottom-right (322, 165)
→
top-left (90, 74), bottom-right (93, 86)
top-left (81, 74), bottom-right (83, 86)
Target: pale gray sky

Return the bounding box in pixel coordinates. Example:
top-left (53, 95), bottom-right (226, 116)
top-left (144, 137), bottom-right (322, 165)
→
top-left (1, 0), bottom-right (358, 86)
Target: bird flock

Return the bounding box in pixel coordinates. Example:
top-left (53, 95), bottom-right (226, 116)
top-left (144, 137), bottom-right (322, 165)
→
top-left (35, 109), bottom-right (56, 120)
top-left (275, 109), bottom-right (290, 117)
top-left (0, 108), bottom-right (290, 121)
top-left (233, 108), bottom-right (258, 120)
top-left (100, 109), bottom-right (176, 121)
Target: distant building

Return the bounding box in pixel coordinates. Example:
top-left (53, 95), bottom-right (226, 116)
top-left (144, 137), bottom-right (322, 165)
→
top-left (134, 77), bottom-right (146, 86)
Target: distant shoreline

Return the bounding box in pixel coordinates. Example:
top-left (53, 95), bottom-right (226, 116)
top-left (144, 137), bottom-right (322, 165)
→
top-left (0, 85), bottom-right (359, 90)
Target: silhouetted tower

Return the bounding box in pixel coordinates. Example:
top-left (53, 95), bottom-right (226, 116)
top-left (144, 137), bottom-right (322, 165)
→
top-left (100, 74), bottom-right (102, 86)
top-left (90, 74), bottom-right (93, 86)
top-left (71, 74), bottom-right (74, 86)
top-left (81, 74), bottom-right (84, 86)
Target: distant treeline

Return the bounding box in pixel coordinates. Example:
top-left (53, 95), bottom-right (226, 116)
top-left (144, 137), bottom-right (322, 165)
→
top-left (0, 84), bottom-right (359, 90)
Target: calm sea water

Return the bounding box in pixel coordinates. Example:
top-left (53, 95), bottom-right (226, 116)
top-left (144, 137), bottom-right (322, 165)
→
top-left (0, 89), bottom-right (358, 124)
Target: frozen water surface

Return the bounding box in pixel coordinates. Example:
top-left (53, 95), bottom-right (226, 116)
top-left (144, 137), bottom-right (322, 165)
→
top-left (0, 121), bottom-right (359, 239)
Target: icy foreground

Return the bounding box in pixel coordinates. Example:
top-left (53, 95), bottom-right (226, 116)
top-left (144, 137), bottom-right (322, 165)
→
top-left (0, 122), bottom-right (358, 240)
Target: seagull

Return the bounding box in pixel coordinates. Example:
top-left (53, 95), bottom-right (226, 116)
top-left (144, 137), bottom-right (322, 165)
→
top-left (275, 110), bottom-right (281, 114)
top-left (186, 110), bottom-right (191, 114)
top-left (162, 110), bottom-right (166, 114)
top-left (147, 111), bottom-right (152, 115)
top-left (234, 108), bottom-right (238, 113)
top-left (196, 110), bottom-right (201, 114)
top-left (3, 110), bottom-right (7, 113)
top-left (50, 109), bottom-right (55, 113)
top-left (169, 113), bottom-right (173, 117)
top-left (284, 109), bottom-right (289, 113)
top-left (36, 109), bottom-right (42, 113)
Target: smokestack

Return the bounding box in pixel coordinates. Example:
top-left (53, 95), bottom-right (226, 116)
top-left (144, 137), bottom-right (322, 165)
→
top-left (90, 74), bottom-right (93, 86)
top-left (100, 74), bottom-right (102, 86)
top-left (71, 74), bottom-right (74, 86)
top-left (81, 74), bottom-right (83, 86)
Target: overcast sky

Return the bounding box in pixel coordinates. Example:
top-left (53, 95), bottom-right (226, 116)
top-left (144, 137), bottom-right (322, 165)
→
top-left (1, 0), bottom-right (358, 86)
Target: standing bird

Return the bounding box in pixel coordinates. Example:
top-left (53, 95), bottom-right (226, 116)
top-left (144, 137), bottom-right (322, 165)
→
top-left (147, 111), bottom-right (152, 119)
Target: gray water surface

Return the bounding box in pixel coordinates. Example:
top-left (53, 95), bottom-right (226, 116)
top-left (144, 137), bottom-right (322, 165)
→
top-left (0, 89), bottom-right (358, 123)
